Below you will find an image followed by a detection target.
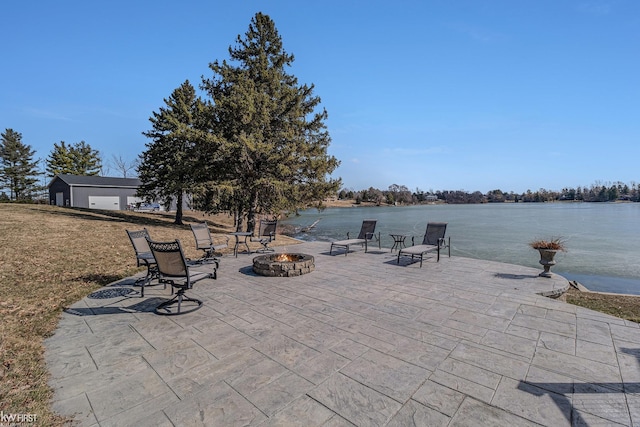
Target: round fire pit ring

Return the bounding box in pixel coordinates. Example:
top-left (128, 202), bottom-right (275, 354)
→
top-left (252, 253), bottom-right (315, 277)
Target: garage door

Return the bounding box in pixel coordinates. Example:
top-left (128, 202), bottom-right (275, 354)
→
top-left (88, 196), bottom-right (120, 210)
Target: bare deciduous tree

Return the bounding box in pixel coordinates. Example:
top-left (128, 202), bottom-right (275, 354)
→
top-left (110, 154), bottom-right (138, 178)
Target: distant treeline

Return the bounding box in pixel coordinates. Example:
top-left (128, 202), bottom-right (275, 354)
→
top-left (338, 182), bottom-right (640, 205)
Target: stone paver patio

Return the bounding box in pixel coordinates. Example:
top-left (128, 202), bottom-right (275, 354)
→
top-left (46, 241), bottom-right (640, 426)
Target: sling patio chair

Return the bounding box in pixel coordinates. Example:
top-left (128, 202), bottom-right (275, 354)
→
top-left (190, 221), bottom-right (228, 266)
top-left (147, 238), bottom-right (217, 315)
top-left (126, 228), bottom-right (162, 297)
top-left (397, 222), bottom-right (450, 267)
top-left (250, 219), bottom-right (278, 253)
top-left (330, 219), bottom-right (380, 256)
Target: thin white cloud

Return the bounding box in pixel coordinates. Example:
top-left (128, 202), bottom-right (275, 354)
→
top-left (90, 106), bottom-right (134, 119)
top-left (577, 1), bottom-right (613, 15)
top-left (23, 107), bottom-right (73, 121)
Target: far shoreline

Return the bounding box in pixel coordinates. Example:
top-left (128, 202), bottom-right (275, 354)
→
top-left (291, 201), bottom-right (640, 296)
top-left (320, 198), bottom-right (636, 209)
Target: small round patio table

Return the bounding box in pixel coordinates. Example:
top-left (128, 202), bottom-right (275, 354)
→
top-left (230, 232), bottom-right (252, 257)
top-left (389, 234), bottom-right (407, 253)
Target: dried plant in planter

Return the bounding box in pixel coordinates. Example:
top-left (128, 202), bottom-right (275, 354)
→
top-left (529, 237), bottom-right (567, 252)
top-left (530, 237), bottom-right (566, 277)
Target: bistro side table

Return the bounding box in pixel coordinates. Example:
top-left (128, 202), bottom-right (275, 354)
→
top-left (230, 232), bottom-right (252, 257)
top-left (389, 234), bottom-right (407, 253)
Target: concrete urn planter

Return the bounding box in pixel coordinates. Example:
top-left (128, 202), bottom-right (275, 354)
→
top-left (537, 249), bottom-right (557, 278)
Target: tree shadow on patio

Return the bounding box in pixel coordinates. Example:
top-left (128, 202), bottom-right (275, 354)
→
top-left (517, 346), bottom-right (640, 424)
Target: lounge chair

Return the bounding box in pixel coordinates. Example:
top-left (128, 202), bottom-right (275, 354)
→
top-left (126, 228), bottom-right (161, 297)
top-left (250, 219), bottom-right (277, 253)
top-left (397, 222), bottom-right (450, 267)
top-left (330, 219), bottom-right (380, 256)
top-left (147, 238), bottom-right (217, 315)
top-left (190, 221), bottom-right (228, 266)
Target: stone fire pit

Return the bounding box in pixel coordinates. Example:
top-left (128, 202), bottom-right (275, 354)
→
top-left (252, 253), bottom-right (315, 277)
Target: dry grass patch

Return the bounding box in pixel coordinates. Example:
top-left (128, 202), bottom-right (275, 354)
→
top-left (3, 203), bottom-right (637, 424)
top-left (0, 204), bottom-right (299, 425)
top-left (563, 286), bottom-right (640, 323)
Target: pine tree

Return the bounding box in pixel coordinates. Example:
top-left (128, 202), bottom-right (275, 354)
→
top-left (71, 141), bottom-right (101, 175)
top-left (138, 80), bottom-right (204, 225)
top-left (46, 141), bottom-right (75, 176)
top-left (0, 128), bottom-right (40, 200)
top-left (46, 140), bottom-right (102, 176)
top-left (198, 12), bottom-right (341, 232)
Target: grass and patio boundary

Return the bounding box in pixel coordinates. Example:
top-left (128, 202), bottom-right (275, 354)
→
top-left (0, 203), bottom-right (637, 425)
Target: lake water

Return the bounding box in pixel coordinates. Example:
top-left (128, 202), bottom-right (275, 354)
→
top-left (280, 203), bottom-right (640, 295)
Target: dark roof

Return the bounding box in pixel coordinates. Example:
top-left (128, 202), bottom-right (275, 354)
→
top-left (50, 174), bottom-right (142, 188)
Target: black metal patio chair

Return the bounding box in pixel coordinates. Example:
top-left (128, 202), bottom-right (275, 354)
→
top-left (250, 219), bottom-right (278, 253)
top-left (330, 219), bottom-right (380, 256)
top-left (126, 228), bottom-right (161, 297)
top-left (147, 238), bottom-right (217, 315)
top-left (397, 222), bottom-right (450, 267)
top-left (190, 221), bottom-right (228, 266)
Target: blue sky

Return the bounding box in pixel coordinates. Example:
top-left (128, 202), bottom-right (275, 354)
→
top-left (2, 0), bottom-right (638, 193)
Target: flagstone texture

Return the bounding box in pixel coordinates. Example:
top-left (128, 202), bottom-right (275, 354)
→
top-left (45, 241), bottom-right (640, 426)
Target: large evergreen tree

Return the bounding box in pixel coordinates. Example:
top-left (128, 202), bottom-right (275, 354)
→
top-left (72, 141), bottom-right (102, 176)
top-left (46, 141), bottom-right (74, 176)
top-left (46, 140), bottom-right (102, 176)
top-left (138, 80), bottom-right (204, 225)
top-left (198, 12), bottom-right (340, 232)
top-left (0, 128), bottom-right (40, 200)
